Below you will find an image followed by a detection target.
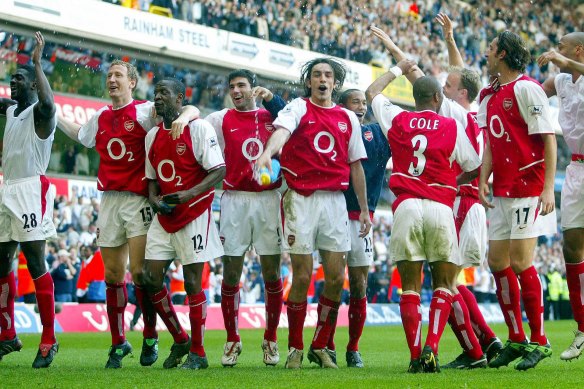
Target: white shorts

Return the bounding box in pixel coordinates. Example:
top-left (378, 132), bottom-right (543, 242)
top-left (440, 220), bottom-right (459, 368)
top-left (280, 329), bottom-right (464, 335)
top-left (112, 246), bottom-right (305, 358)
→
top-left (146, 208), bottom-right (224, 265)
top-left (347, 219), bottom-right (373, 267)
top-left (219, 190), bottom-right (282, 256)
top-left (96, 191), bottom-right (152, 247)
top-left (281, 190), bottom-right (350, 254)
top-left (454, 197), bottom-right (487, 268)
top-left (561, 161), bottom-right (584, 230)
top-left (488, 196), bottom-right (557, 240)
top-left (390, 198), bottom-right (460, 265)
top-left (0, 176), bottom-right (56, 242)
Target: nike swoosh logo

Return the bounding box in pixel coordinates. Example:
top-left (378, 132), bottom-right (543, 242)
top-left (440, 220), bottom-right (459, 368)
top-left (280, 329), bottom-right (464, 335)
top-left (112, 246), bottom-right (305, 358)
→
top-left (309, 121), bottom-right (316, 124)
top-left (230, 128), bottom-right (239, 132)
top-left (26, 229), bottom-right (33, 232)
top-left (99, 131), bottom-right (106, 135)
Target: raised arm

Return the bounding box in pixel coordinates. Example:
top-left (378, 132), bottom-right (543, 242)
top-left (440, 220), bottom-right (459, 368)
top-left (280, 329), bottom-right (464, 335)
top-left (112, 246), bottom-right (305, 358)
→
top-left (365, 59), bottom-right (417, 103)
top-left (31, 31), bottom-right (56, 140)
top-left (252, 86), bottom-right (287, 120)
top-left (538, 50), bottom-right (584, 77)
top-left (57, 115), bottom-right (81, 142)
top-left (435, 13), bottom-right (464, 68)
top-left (370, 25), bottom-right (424, 85)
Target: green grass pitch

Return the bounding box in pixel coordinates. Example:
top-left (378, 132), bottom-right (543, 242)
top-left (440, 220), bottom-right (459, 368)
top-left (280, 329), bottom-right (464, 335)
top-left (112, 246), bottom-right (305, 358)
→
top-left (1, 320), bottom-right (582, 388)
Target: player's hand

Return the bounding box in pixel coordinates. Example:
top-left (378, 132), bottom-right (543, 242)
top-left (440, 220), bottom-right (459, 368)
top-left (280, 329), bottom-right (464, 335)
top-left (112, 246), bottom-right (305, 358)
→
top-left (31, 31), bottom-right (45, 65)
top-left (358, 210), bottom-right (372, 238)
top-left (479, 183), bottom-right (494, 209)
top-left (170, 116), bottom-right (188, 140)
top-left (435, 13), bottom-right (454, 41)
top-left (163, 190), bottom-right (193, 205)
top-left (538, 188), bottom-right (555, 216)
top-left (397, 59), bottom-right (418, 75)
top-left (537, 50), bottom-right (569, 69)
top-left (255, 152), bottom-right (272, 175)
top-left (369, 25), bottom-right (398, 52)
top-left (252, 86), bottom-right (273, 102)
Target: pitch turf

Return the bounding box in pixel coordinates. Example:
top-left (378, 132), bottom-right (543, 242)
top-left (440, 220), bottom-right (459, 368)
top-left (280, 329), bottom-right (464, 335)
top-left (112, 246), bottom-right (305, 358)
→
top-left (1, 320), bottom-right (582, 388)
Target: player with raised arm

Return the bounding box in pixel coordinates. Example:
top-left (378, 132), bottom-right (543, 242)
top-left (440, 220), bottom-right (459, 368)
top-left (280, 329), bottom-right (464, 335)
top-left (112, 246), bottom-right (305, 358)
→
top-left (57, 60), bottom-right (199, 368)
top-left (538, 31), bottom-right (584, 361)
top-left (371, 21), bottom-right (502, 368)
top-left (325, 88), bottom-right (390, 368)
top-left (366, 60), bottom-right (482, 373)
top-left (205, 69), bottom-right (286, 367)
top-left (478, 31), bottom-right (557, 371)
top-left (0, 32), bottom-right (59, 368)
top-left (255, 58), bottom-right (371, 369)
top-left (143, 78), bottom-right (225, 370)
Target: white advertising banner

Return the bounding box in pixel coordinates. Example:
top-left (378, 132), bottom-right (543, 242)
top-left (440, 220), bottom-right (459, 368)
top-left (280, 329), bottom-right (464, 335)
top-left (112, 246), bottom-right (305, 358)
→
top-left (0, 0), bottom-right (373, 90)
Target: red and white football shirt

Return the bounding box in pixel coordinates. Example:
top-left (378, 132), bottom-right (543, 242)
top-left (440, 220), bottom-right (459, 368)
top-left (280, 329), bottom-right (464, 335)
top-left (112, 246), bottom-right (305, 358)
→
top-left (145, 119), bottom-right (225, 233)
top-left (205, 107), bottom-right (280, 191)
top-left (478, 75), bottom-right (554, 197)
top-left (274, 97), bottom-right (367, 196)
top-left (554, 73), bottom-right (584, 156)
top-left (440, 99), bottom-right (485, 199)
top-left (79, 100), bottom-right (158, 197)
top-left (371, 94), bottom-right (481, 211)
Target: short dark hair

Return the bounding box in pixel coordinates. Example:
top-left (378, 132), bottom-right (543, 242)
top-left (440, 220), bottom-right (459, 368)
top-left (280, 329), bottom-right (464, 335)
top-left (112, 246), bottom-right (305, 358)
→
top-left (159, 77), bottom-right (186, 97)
top-left (337, 88), bottom-right (361, 105)
top-left (228, 69), bottom-right (256, 87)
top-left (413, 76), bottom-right (442, 105)
top-left (16, 64), bottom-right (36, 82)
top-left (300, 58), bottom-right (346, 98)
top-left (496, 31), bottom-right (530, 73)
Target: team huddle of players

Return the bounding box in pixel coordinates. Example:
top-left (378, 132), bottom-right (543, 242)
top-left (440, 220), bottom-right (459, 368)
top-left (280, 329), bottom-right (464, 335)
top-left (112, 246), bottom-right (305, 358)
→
top-left (0, 17), bottom-right (583, 373)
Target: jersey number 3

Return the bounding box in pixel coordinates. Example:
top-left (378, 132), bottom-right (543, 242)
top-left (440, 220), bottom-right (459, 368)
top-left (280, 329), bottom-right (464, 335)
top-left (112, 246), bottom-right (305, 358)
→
top-left (408, 134), bottom-right (427, 176)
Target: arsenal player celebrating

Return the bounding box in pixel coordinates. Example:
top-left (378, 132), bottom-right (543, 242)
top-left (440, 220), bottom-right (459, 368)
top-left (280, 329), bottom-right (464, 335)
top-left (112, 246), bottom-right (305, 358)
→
top-left (478, 31), bottom-right (557, 370)
top-left (367, 62), bottom-right (482, 373)
top-left (57, 60), bottom-right (199, 368)
top-left (144, 78), bottom-right (225, 370)
top-left (205, 69), bottom-right (286, 367)
top-left (256, 58), bottom-right (370, 369)
top-left (538, 32), bottom-right (584, 361)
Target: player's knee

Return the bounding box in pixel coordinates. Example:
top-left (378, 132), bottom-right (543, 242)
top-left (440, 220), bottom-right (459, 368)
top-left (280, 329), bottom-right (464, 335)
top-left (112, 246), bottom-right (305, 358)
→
top-left (291, 271), bottom-right (311, 290)
top-left (222, 269), bottom-right (240, 286)
top-left (262, 267), bottom-right (280, 282)
top-left (325, 273), bottom-right (345, 291)
top-left (349, 281), bottom-right (366, 299)
top-left (142, 269), bottom-right (162, 290)
top-left (563, 242), bottom-right (584, 264)
top-left (184, 279), bottom-right (201, 295)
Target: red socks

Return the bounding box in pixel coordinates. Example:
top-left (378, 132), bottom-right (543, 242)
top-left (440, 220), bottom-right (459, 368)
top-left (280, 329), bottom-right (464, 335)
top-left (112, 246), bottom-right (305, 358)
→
top-left (151, 286), bottom-right (189, 344)
top-left (448, 292), bottom-right (484, 359)
top-left (34, 272), bottom-right (56, 345)
top-left (565, 261), bottom-right (584, 332)
top-left (0, 273), bottom-right (16, 341)
top-left (457, 284), bottom-right (496, 347)
top-left (425, 288), bottom-right (453, 355)
top-left (347, 297), bottom-right (367, 352)
top-left (311, 296), bottom-right (340, 349)
top-left (399, 292), bottom-right (422, 359)
top-left (287, 300), bottom-right (307, 350)
top-left (106, 282), bottom-right (128, 345)
top-left (493, 267), bottom-right (526, 343)
top-left (518, 266), bottom-right (547, 345)
top-left (188, 291), bottom-right (207, 356)
top-left (264, 279), bottom-right (283, 342)
top-left (221, 283), bottom-right (241, 343)
top-left (134, 284), bottom-right (158, 340)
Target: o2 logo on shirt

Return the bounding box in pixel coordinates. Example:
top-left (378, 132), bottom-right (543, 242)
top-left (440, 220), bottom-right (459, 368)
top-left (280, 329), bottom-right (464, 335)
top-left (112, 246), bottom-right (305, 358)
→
top-left (242, 138), bottom-right (264, 161)
top-left (314, 131), bottom-right (337, 161)
top-left (107, 138), bottom-right (135, 162)
top-left (157, 159), bottom-right (183, 186)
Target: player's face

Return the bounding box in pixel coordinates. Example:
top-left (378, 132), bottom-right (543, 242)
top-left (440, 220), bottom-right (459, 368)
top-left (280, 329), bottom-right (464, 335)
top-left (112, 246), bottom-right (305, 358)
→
top-left (443, 73), bottom-right (464, 104)
top-left (557, 36), bottom-right (581, 72)
top-left (229, 76), bottom-right (254, 111)
top-left (106, 64), bottom-right (135, 101)
top-left (343, 91), bottom-right (367, 124)
top-left (485, 38), bottom-right (500, 76)
top-left (307, 63), bottom-right (335, 106)
top-left (9, 69), bottom-right (34, 101)
top-left (154, 81), bottom-right (179, 118)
